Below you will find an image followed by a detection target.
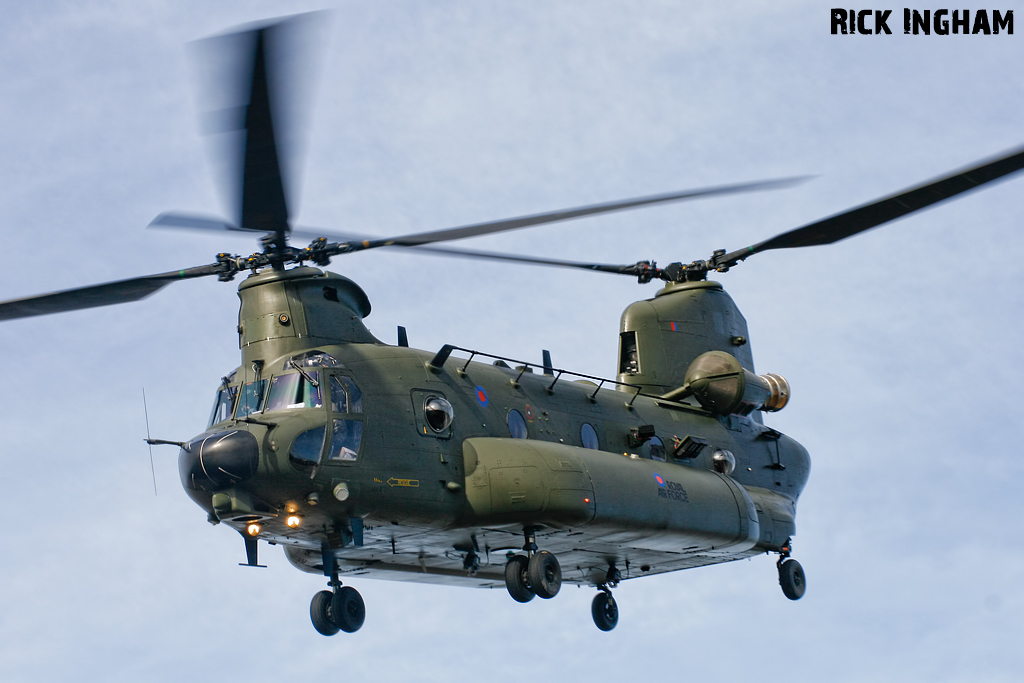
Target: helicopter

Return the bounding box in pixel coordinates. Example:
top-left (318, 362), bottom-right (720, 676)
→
top-left (2, 16), bottom-right (1023, 639)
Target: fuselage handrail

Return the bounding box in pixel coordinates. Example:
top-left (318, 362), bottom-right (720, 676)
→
top-left (434, 344), bottom-right (647, 403)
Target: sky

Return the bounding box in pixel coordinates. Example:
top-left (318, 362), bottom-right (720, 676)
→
top-left (1, 1), bottom-right (1022, 681)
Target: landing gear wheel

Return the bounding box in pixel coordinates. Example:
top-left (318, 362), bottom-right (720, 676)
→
top-left (331, 586), bottom-right (366, 632)
top-left (778, 559), bottom-right (806, 600)
top-left (310, 590), bottom-right (340, 636)
top-left (504, 555), bottom-right (535, 603)
top-left (591, 592), bottom-right (618, 631)
top-left (528, 550), bottom-right (562, 599)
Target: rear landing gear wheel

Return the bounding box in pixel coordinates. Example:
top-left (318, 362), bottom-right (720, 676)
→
top-left (591, 591), bottom-right (618, 631)
top-left (504, 555), bottom-right (535, 603)
top-left (310, 590), bottom-right (340, 636)
top-left (778, 559), bottom-right (806, 600)
top-left (331, 586), bottom-right (366, 632)
top-left (528, 550), bottom-right (562, 599)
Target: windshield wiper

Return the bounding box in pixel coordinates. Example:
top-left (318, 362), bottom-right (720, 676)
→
top-left (289, 359), bottom-right (320, 388)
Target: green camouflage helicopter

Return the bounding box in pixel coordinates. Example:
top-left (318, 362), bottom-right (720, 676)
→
top-left (1, 18), bottom-right (1022, 635)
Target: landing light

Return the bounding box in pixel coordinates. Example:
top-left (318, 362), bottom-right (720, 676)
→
top-left (246, 523), bottom-right (261, 537)
top-left (286, 515), bottom-right (303, 528)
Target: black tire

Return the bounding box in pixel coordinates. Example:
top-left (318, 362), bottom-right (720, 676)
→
top-left (330, 586), bottom-right (366, 632)
top-left (504, 555), bottom-right (535, 603)
top-left (310, 590), bottom-right (340, 636)
top-left (591, 592), bottom-right (618, 631)
top-left (778, 559), bottom-right (806, 600)
top-left (527, 550), bottom-right (562, 599)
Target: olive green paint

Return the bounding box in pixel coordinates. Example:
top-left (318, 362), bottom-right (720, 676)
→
top-left (186, 266), bottom-right (809, 590)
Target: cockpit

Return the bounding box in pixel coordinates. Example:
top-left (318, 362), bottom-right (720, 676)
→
top-left (209, 352), bottom-right (341, 426)
top-left (207, 351), bottom-right (364, 468)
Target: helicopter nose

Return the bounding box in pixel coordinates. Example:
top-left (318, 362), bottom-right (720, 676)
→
top-left (178, 429), bottom-right (260, 492)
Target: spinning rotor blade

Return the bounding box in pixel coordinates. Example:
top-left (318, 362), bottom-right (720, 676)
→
top-left (352, 177), bottom-right (808, 250)
top-left (238, 27), bottom-right (289, 241)
top-left (374, 242), bottom-right (642, 274)
top-left (719, 144), bottom-right (1024, 267)
top-left (0, 264), bottom-right (222, 321)
top-left (196, 16), bottom-right (323, 257)
top-left (153, 177), bottom-right (807, 252)
top-left (150, 212), bottom-right (369, 243)
top-left (326, 145), bottom-right (1024, 280)
top-left (150, 212), bottom-right (255, 234)
top-left (151, 214), bottom-right (652, 275)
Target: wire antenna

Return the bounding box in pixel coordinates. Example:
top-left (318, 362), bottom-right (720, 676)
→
top-left (143, 388), bottom-right (158, 496)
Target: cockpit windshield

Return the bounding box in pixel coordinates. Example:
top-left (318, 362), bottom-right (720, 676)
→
top-left (265, 371), bottom-right (323, 412)
top-left (235, 380), bottom-right (267, 419)
top-left (209, 385), bottom-right (238, 427)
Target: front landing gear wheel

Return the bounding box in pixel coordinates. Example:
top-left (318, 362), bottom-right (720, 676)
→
top-left (591, 592), bottom-right (618, 631)
top-left (504, 555), bottom-right (535, 603)
top-left (528, 550), bottom-right (562, 599)
top-left (310, 590), bottom-right (340, 636)
top-left (331, 586), bottom-right (366, 632)
top-left (778, 559), bottom-right (806, 600)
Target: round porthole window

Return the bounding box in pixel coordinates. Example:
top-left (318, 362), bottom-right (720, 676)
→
top-left (423, 396), bottom-right (454, 432)
top-left (643, 435), bottom-right (666, 461)
top-left (507, 409), bottom-right (527, 439)
top-left (581, 423), bottom-right (599, 449)
top-left (712, 449), bottom-right (736, 475)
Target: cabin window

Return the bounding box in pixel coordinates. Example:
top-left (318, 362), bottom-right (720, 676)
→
top-left (507, 410), bottom-right (528, 439)
top-left (208, 385), bottom-right (238, 427)
top-left (423, 396), bottom-right (454, 433)
top-left (581, 423), bottom-right (600, 450)
top-left (265, 372), bottom-right (322, 412)
top-left (290, 425), bottom-right (326, 470)
top-left (235, 380), bottom-right (267, 418)
top-left (330, 376), bottom-right (363, 413)
top-left (643, 435), bottom-right (666, 461)
top-left (329, 419), bottom-right (363, 461)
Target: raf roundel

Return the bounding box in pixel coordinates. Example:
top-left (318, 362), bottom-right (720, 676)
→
top-left (475, 385), bottom-right (489, 407)
top-left (654, 473), bottom-right (666, 487)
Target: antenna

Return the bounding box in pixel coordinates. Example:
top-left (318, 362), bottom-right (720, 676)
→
top-left (142, 388), bottom-right (158, 496)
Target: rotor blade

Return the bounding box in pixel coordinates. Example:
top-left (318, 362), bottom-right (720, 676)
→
top-left (238, 26), bottom-right (290, 239)
top-left (150, 212), bottom-right (370, 243)
top-left (0, 264), bottom-right (222, 321)
top-left (721, 145), bottom-right (1024, 265)
top-left (370, 241), bottom-right (644, 274)
top-left (355, 177), bottom-right (808, 250)
top-left (150, 212), bottom-right (254, 234)
top-left (150, 214), bottom-right (644, 273)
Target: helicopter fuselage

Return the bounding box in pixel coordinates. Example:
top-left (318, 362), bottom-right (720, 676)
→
top-left (178, 266), bottom-right (809, 589)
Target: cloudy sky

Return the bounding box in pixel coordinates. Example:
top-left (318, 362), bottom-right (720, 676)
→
top-left (1, 2), bottom-right (1022, 681)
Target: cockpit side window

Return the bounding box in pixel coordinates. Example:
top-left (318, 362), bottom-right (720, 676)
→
top-left (209, 385), bottom-right (238, 427)
top-left (329, 419), bottom-right (362, 461)
top-left (235, 380), bottom-right (267, 419)
top-left (330, 375), bottom-right (362, 413)
top-left (265, 372), bottom-right (322, 412)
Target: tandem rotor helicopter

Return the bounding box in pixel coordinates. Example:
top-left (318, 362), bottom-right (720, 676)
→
top-left (3, 17), bottom-right (1023, 636)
